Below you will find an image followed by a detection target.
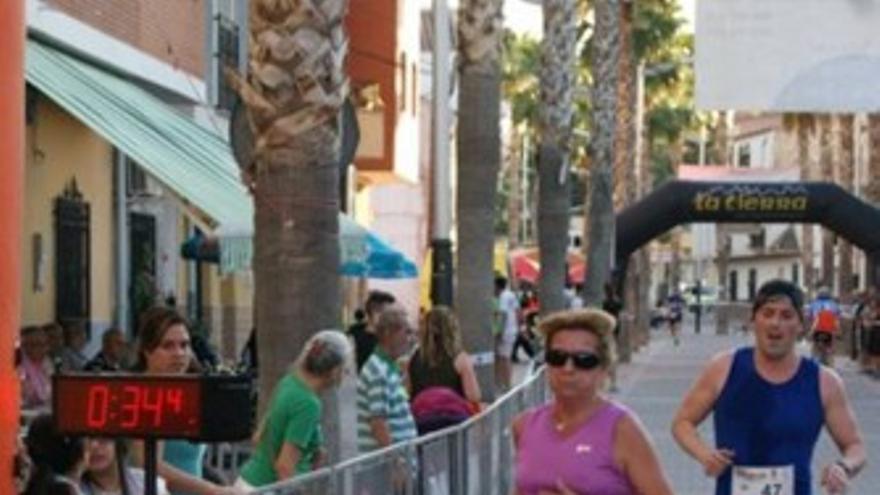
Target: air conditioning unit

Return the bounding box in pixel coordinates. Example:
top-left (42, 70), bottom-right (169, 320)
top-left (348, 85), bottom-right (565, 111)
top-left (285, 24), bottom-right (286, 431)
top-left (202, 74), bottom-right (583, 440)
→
top-left (126, 158), bottom-right (161, 199)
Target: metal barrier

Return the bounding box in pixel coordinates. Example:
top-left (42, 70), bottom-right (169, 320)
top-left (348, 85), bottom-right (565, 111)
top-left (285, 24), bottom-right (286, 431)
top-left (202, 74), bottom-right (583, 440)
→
top-left (250, 366), bottom-right (550, 495)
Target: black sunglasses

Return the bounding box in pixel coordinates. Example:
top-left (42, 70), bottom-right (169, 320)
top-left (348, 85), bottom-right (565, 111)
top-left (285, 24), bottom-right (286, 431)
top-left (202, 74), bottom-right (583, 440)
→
top-left (545, 349), bottom-right (601, 370)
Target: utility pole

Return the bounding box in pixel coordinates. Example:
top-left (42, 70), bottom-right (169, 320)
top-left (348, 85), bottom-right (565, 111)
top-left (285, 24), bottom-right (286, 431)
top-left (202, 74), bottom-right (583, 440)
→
top-left (0, 1), bottom-right (24, 492)
top-left (431, 0), bottom-right (454, 306)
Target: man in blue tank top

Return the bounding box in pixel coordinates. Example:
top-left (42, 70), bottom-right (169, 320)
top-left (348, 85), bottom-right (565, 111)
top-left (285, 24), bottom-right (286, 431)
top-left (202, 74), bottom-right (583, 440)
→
top-left (671, 279), bottom-right (866, 495)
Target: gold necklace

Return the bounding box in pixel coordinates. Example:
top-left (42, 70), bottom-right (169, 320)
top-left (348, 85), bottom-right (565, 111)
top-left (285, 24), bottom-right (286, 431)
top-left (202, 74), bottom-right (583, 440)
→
top-left (553, 398), bottom-right (604, 432)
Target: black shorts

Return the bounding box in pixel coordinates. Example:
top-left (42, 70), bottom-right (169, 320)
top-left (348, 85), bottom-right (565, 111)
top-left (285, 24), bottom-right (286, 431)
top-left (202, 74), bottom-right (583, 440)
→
top-left (668, 314), bottom-right (683, 324)
top-left (812, 332), bottom-right (833, 345)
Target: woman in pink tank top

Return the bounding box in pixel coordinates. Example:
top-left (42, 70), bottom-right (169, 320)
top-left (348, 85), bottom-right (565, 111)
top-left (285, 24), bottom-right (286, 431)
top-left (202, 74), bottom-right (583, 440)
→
top-left (512, 309), bottom-right (673, 495)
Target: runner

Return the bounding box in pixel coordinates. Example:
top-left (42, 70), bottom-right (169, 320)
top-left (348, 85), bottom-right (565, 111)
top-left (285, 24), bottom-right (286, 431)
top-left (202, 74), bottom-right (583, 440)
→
top-left (666, 292), bottom-right (686, 346)
top-left (807, 287), bottom-right (841, 367)
top-left (671, 279), bottom-right (866, 495)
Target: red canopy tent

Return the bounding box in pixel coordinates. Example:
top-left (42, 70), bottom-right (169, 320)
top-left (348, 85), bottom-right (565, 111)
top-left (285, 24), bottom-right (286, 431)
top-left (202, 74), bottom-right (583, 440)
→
top-left (509, 248), bottom-right (585, 285)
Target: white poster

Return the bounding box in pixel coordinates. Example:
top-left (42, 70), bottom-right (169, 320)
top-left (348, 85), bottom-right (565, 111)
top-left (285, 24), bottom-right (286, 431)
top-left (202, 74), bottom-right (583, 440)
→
top-left (696, 0), bottom-right (880, 112)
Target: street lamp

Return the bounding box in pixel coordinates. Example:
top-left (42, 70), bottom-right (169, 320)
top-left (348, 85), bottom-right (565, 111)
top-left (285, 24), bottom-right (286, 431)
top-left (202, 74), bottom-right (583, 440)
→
top-left (431, 0), bottom-right (454, 306)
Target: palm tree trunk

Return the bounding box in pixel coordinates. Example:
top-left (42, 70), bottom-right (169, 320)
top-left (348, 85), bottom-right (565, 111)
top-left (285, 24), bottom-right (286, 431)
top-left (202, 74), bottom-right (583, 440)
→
top-left (537, 0), bottom-right (577, 314)
top-left (455, 0), bottom-right (504, 399)
top-left (818, 115), bottom-right (835, 289)
top-left (617, 1), bottom-right (637, 359)
top-left (867, 114), bottom-right (880, 287)
top-left (797, 114), bottom-right (815, 297)
top-left (866, 114), bottom-right (880, 204)
top-left (613, 1), bottom-right (635, 213)
top-left (507, 126), bottom-right (521, 248)
top-left (713, 112), bottom-right (732, 333)
top-left (242, 0), bottom-right (347, 459)
top-left (582, 0), bottom-right (621, 307)
top-left (838, 114), bottom-right (855, 296)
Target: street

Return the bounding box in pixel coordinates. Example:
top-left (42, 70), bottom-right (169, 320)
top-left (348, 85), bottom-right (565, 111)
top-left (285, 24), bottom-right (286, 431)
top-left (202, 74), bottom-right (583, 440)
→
top-left (615, 316), bottom-right (879, 494)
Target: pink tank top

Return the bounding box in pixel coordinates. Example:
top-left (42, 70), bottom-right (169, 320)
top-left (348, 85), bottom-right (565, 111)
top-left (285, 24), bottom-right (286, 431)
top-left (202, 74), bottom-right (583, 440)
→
top-left (515, 401), bottom-right (636, 495)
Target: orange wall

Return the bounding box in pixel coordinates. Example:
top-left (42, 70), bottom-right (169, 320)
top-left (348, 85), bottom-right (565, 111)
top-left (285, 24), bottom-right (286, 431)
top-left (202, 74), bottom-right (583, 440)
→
top-left (347, 0), bottom-right (398, 172)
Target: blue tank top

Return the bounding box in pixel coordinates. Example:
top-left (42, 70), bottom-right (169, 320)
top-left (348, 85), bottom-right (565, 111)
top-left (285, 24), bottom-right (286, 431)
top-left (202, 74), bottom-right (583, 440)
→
top-left (713, 348), bottom-right (823, 495)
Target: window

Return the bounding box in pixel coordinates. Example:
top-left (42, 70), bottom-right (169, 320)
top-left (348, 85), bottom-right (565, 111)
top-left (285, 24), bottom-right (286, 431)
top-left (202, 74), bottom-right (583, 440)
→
top-left (748, 269), bottom-right (758, 300)
top-left (737, 143), bottom-right (751, 168)
top-left (729, 270), bottom-right (738, 302)
top-left (126, 158), bottom-right (148, 197)
top-left (748, 229), bottom-right (765, 250)
top-left (792, 263), bottom-right (799, 285)
top-left (215, 15), bottom-right (239, 112)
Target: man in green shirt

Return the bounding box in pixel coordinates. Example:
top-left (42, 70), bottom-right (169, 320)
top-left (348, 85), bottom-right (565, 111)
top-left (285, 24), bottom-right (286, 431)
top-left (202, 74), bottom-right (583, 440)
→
top-left (237, 330), bottom-right (351, 489)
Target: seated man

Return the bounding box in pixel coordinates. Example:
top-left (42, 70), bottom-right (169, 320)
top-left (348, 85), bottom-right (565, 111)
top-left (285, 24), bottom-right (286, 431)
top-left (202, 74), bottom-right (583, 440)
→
top-left (84, 327), bottom-right (127, 372)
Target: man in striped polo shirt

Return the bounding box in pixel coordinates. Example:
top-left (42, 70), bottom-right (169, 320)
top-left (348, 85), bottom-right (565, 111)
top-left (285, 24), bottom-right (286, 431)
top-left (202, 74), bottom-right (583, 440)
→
top-left (356, 304), bottom-right (418, 452)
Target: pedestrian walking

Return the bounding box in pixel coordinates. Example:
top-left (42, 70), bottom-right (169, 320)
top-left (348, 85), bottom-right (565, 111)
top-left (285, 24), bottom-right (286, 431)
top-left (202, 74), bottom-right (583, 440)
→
top-left (602, 283), bottom-right (624, 393)
top-left (666, 292), bottom-right (685, 346)
top-left (512, 290), bottom-right (538, 363)
top-left (512, 309), bottom-right (674, 495)
top-left (860, 292), bottom-right (880, 376)
top-left (807, 287), bottom-right (841, 367)
top-left (672, 279), bottom-right (866, 495)
top-left (494, 276), bottom-right (519, 391)
top-left (236, 330), bottom-right (350, 490)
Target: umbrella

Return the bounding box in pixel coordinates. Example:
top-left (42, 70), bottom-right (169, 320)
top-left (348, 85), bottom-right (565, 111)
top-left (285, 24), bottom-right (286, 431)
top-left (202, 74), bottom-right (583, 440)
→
top-left (509, 248), bottom-right (586, 285)
top-left (340, 231), bottom-right (418, 279)
top-left (183, 215), bottom-right (418, 279)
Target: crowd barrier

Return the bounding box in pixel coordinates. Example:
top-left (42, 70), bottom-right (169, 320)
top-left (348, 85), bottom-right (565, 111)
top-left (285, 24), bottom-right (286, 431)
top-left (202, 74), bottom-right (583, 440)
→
top-left (247, 366), bottom-right (550, 495)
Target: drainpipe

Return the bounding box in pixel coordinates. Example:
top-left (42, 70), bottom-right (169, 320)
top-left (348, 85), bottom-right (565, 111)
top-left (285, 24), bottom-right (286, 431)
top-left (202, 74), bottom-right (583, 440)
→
top-left (115, 150), bottom-right (130, 335)
top-left (0, 2), bottom-right (24, 492)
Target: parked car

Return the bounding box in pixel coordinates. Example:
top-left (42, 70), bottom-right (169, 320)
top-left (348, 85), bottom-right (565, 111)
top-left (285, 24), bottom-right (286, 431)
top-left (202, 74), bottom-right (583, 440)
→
top-left (683, 284), bottom-right (719, 312)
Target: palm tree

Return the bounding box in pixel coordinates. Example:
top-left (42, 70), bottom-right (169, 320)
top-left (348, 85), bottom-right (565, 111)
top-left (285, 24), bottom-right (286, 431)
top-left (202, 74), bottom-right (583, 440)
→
top-left (818, 115), bottom-right (835, 289)
top-left (506, 125), bottom-right (522, 248)
top-left (582, 0), bottom-right (621, 306)
top-left (713, 111), bottom-right (732, 332)
top-left (455, 0), bottom-right (504, 398)
top-left (867, 114), bottom-right (880, 285)
top-left (614, 0), bottom-right (637, 358)
top-left (794, 114), bottom-right (816, 297)
top-left (537, 0), bottom-right (577, 313)
top-left (232, 0), bottom-right (348, 450)
top-left (837, 114), bottom-right (855, 296)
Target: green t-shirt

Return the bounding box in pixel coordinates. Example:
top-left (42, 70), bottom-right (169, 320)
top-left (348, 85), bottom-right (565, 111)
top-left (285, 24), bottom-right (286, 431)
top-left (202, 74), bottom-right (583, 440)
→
top-left (240, 374), bottom-right (322, 486)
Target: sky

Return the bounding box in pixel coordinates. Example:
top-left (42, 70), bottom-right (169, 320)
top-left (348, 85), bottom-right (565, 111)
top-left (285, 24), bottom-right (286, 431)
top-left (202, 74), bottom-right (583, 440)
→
top-left (420, 0), bottom-right (695, 39)
top-left (419, 0), bottom-right (543, 38)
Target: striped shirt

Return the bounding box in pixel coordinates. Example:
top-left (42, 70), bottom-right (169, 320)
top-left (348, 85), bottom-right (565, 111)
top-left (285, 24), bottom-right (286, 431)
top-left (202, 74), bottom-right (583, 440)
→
top-left (356, 348), bottom-right (417, 452)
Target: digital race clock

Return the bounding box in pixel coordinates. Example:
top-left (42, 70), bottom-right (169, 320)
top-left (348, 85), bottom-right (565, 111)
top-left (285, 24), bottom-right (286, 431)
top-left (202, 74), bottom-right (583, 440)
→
top-left (53, 373), bottom-right (253, 441)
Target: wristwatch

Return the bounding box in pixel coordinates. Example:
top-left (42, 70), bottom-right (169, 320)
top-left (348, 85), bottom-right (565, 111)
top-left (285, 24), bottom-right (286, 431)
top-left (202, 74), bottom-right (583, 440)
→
top-left (835, 459), bottom-right (855, 478)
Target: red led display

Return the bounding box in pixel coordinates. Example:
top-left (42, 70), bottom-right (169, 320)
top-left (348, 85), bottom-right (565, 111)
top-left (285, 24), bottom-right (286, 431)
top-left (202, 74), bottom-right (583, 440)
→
top-left (54, 375), bottom-right (202, 438)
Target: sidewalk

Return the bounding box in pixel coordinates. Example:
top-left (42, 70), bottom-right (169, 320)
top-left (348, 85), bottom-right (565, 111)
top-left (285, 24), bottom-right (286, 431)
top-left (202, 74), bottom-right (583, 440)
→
top-left (612, 318), bottom-right (879, 494)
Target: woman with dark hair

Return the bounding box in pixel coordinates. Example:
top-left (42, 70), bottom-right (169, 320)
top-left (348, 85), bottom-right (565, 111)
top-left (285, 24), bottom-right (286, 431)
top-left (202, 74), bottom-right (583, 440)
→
top-left (23, 413), bottom-right (87, 495)
top-left (235, 330), bottom-right (351, 489)
top-left (81, 438), bottom-right (168, 495)
top-left (407, 306), bottom-right (481, 434)
top-left (129, 307), bottom-right (239, 495)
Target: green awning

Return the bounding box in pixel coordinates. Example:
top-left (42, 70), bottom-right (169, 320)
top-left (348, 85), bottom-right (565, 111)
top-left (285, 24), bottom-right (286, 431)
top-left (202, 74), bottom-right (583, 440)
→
top-left (25, 38), bottom-right (404, 276)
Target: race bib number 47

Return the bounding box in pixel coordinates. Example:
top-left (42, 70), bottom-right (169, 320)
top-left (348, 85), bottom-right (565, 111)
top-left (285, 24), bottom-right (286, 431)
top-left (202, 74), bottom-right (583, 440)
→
top-left (731, 465), bottom-right (794, 495)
